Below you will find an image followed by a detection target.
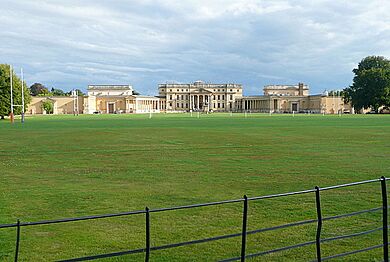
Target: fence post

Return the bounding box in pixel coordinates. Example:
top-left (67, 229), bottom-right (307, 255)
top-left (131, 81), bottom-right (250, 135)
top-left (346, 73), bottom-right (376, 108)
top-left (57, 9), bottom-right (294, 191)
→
top-left (381, 176), bottom-right (388, 262)
top-left (315, 186), bottom-right (322, 262)
top-left (14, 219), bottom-right (20, 262)
top-left (240, 195), bottom-right (248, 262)
top-left (145, 207), bottom-right (150, 262)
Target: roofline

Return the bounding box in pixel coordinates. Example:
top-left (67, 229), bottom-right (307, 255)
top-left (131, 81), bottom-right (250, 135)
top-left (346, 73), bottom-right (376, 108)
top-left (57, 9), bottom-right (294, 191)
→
top-left (87, 85), bottom-right (133, 90)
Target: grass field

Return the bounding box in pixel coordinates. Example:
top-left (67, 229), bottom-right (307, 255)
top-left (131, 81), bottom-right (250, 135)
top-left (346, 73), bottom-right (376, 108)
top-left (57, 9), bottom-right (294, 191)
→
top-left (0, 113), bottom-right (389, 261)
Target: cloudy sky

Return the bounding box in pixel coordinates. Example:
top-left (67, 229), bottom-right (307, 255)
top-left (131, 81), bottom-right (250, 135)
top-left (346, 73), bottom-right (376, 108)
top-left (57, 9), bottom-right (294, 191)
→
top-left (1, 1), bottom-right (390, 95)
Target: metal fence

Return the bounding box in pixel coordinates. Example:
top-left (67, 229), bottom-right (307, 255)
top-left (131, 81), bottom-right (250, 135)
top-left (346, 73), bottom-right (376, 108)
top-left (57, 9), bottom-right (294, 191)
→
top-left (0, 176), bottom-right (388, 261)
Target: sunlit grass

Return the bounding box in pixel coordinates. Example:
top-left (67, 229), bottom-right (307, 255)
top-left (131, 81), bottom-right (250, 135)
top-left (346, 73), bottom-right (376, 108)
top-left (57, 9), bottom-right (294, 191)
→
top-left (0, 113), bottom-right (389, 261)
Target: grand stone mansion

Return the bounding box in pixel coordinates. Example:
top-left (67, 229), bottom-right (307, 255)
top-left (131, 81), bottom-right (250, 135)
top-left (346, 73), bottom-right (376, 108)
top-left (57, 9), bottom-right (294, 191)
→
top-left (27, 81), bottom-right (352, 115)
top-left (158, 81), bottom-right (243, 112)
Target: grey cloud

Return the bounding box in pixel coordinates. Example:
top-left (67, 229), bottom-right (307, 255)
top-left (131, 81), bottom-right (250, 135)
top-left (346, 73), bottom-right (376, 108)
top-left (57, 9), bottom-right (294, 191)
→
top-left (1, 0), bottom-right (390, 95)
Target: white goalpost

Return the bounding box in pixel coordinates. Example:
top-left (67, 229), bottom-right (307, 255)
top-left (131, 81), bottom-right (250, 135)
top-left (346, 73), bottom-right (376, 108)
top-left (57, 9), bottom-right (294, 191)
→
top-left (72, 89), bottom-right (79, 116)
top-left (21, 68), bottom-right (25, 123)
top-left (9, 65), bottom-right (26, 123)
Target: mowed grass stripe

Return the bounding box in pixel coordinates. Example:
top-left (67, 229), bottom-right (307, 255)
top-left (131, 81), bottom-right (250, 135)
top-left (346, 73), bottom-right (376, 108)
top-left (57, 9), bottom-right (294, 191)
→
top-left (0, 114), bottom-right (389, 261)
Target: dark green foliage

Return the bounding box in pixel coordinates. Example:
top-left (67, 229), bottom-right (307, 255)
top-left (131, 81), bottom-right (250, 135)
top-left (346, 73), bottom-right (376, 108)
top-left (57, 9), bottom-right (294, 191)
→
top-left (328, 90), bottom-right (344, 96)
top-left (33, 86), bottom-right (84, 97)
top-left (0, 64), bottom-right (31, 118)
top-left (51, 88), bottom-right (66, 96)
top-left (30, 83), bottom-right (49, 96)
top-left (75, 89), bottom-right (85, 96)
top-left (344, 56), bottom-right (390, 112)
top-left (66, 89), bottom-right (85, 96)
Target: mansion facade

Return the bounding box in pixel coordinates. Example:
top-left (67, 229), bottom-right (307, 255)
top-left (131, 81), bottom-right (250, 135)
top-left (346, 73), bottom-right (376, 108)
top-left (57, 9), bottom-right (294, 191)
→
top-left (158, 81), bottom-right (243, 112)
top-left (27, 81), bottom-right (352, 115)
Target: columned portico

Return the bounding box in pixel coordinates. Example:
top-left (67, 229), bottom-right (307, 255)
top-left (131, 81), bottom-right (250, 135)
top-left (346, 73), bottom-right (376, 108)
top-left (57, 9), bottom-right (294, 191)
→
top-left (189, 93), bottom-right (211, 111)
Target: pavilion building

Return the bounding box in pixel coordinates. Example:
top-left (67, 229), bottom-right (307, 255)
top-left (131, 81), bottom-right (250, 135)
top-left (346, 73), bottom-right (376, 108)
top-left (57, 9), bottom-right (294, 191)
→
top-left (236, 83), bottom-right (352, 114)
top-left (85, 85), bottom-right (163, 114)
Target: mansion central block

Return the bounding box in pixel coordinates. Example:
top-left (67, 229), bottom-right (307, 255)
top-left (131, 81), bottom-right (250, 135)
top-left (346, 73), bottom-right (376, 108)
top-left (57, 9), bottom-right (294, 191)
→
top-left (27, 81), bottom-right (351, 115)
top-left (158, 81), bottom-right (243, 112)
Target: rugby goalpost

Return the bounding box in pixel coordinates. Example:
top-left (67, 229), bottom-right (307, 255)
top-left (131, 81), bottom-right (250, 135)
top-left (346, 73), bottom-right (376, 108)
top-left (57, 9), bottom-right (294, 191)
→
top-left (72, 89), bottom-right (79, 116)
top-left (9, 65), bottom-right (25, 124)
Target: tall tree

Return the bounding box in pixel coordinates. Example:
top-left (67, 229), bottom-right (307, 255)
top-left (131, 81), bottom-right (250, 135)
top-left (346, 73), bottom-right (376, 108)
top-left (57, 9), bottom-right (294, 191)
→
top-left (0, 64), bottom-right (31, 119)
top-left (344, 56), bottom-right (390, 112)
top-left (30, 83), bottom-right (49, 96)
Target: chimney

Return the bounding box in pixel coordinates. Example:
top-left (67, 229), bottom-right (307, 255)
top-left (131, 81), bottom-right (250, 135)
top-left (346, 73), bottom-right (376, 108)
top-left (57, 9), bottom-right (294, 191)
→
top-left (298, 82), bottom-right (304, 96)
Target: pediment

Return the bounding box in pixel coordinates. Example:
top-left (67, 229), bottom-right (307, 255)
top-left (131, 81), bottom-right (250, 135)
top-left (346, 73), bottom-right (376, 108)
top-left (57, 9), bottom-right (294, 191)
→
top-left (191, 88), bottom-right (212, 94)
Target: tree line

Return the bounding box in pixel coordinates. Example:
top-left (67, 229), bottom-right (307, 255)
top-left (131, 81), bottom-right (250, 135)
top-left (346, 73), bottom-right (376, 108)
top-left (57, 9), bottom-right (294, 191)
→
top-left (29, 83), bottom-right (84, 97)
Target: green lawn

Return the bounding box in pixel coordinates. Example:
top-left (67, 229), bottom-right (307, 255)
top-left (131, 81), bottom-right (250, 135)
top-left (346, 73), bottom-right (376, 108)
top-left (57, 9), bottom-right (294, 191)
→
top-left (0, 113), bottom-right (389, 261)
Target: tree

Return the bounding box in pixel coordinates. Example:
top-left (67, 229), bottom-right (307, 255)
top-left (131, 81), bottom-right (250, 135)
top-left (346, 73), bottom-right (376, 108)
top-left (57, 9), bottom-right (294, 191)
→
top-left (75, 89), bottom-right (85, 96)
top-left (0, 64), bottom-right (31, 119)
top-left (42, 100), bottom-right (54, 114)
top-left (328, 90), bottom-right (343, 96)
top-left (51, 87), bottom-right (66, 96)
top-left (66, 89), bottom-right (85, 96)
top-left (344, 56), bottom-right (390, 112)
top-left (30, 83), bottom-right (49, 96)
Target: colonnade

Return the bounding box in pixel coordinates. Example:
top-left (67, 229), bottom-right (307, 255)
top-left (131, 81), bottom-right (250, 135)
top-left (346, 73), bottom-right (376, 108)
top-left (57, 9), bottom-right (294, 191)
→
top-left (189, 94), bottom-right (211, 111)
top-left (126, 98), bottom-right (162, 113)
top-left (241, 99), bottom-right (270, 111)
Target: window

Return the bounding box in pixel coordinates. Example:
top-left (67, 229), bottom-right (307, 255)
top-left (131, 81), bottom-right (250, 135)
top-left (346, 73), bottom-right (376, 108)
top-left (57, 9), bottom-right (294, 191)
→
top-left (169, 102), bottom-right (172, 107)
top-left (218, 103), bottom-right (220, 108)
top-left (186, 103), bottom-right (188, 108)
top-left (222, 95), bottom-right (225, 100)
top-left (170, 89), bottom-right (172, 92)
top-left (222, 103), bottom-right (225, 108)
top-left (177, 103), bottom-right (179, 108)
top-left (218, 95), bottom-right (220, 100)
top-left (169, 95), bottom-right (172, 100)
top-left (230, 89), bottom-right (233, 92)
top-left (177, 89), bottom-right (179, 92)
top-left (230, 95), bottom-right (233, 100)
